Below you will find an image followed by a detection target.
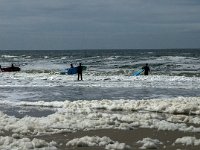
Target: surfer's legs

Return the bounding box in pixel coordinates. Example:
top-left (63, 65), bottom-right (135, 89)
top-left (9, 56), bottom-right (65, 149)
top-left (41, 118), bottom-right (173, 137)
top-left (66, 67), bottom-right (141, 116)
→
top-left (78, 73), bottom-right (83, 80)
top-left (78, 73), bottom-right (80, 80)
top-left (80, 73), bottom-right (82, 80)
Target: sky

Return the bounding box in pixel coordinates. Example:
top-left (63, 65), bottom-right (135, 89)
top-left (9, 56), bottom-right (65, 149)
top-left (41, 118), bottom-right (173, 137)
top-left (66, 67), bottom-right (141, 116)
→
top-left (0, 0), bottom-right (200, 50)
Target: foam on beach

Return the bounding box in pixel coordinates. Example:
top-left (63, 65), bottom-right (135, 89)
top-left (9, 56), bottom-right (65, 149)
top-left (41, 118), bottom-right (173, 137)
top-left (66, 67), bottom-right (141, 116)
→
top-left (137, 138), bottom-right (163, 149)
top-left (174, 136), bottom-right (200, 146)
top-left (1, 97), bottom-right (200, 136)
top-left (0, 136), bottom-right (57, 150)
top-left (66, 136), bottom-right (131, 150)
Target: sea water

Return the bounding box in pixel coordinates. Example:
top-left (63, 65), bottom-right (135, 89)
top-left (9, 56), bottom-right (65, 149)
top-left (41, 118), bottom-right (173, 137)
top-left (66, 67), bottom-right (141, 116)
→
top-left (1, 49), bottom-right (200, 103)
top-left (1, 49), bottom-right (200, 109)
top-left (1, 49), bottom-right (200, 149)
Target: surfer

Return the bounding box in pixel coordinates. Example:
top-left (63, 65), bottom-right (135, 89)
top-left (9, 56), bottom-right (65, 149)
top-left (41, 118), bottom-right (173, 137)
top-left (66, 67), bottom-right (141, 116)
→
top-left (77, 63), bottom-right (83, 80)
top-left (142, 63), bottom-right (150, 75)
top-left (67, 64), bottom-right (74, 74)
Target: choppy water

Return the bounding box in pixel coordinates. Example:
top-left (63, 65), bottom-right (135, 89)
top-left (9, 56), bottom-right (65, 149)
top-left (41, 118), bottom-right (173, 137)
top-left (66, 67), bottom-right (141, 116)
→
top-left (1, 49), bottom-right (200, 75)
top-left (1, 49), bottom-right (200, 104)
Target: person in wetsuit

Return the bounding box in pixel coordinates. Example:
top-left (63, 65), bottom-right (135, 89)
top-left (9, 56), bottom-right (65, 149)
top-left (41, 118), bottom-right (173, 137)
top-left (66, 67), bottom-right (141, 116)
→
top-left (67, 63), bottom-right (74, 74)
top-left (142, 63), bottom-right (150, 75)
top-left (77, 63), bottom-right (83, 80)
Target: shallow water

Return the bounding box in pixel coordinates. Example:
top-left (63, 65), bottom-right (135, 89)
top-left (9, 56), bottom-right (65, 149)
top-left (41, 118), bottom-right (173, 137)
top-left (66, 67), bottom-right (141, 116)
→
top-left (1, 86), bottom-right (200, 102)
top-left (0, 49), bottom-right (200, 121)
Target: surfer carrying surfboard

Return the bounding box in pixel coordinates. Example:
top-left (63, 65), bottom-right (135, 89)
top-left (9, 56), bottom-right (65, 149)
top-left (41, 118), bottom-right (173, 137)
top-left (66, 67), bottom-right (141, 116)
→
top-left (77, 63), bottom-right (83, 80)
top-left (142, 63), bottom-right (150, 75)
top-left (70, 64), bottom-right (74, 68)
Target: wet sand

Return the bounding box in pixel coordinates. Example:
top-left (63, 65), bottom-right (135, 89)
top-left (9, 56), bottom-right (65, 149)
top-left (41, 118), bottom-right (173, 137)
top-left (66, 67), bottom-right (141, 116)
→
top-left (35, 128), bottom-right (200, 150)
top-left (0, 104), bottom-right (55, 118)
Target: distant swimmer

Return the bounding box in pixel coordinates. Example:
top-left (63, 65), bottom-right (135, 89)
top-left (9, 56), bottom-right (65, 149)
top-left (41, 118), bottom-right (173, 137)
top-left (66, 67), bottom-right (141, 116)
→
top-left (142, 63), bottom-right (150, 75)
top-left (77, 63), bottom-right (83, 80)
top-left (70, 63), bottom-right (74, 68)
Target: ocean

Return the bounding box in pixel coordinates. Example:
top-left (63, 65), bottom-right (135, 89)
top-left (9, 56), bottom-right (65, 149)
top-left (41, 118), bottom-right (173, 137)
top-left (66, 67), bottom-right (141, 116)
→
top-left (1, 49), bottom-right (200, 102)
top-left (1, 49), bottom-right (200, 149)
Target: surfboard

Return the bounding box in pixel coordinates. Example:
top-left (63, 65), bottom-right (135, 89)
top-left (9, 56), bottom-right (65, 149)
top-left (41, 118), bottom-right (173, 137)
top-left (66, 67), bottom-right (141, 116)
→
top-left (1, 66), bottom-right (20, 72)
top-left (133, 69), bottom-right (144, 76)
top-left (67, 67), bottom-right (78, 75)
top-left (60, 66), bottom-right (87, 75)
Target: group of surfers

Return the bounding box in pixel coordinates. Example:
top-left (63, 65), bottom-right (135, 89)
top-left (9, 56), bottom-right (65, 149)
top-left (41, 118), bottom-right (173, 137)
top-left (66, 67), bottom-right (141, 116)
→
top-left (0, 63), bottom-right (150, 80)
top-left (71, 63), bottom-right (150, 81)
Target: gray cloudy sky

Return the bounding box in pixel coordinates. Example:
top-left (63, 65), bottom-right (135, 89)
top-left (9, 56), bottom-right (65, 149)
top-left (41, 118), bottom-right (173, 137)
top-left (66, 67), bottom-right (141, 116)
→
top-left (0, 0), bottom-right (200, 50)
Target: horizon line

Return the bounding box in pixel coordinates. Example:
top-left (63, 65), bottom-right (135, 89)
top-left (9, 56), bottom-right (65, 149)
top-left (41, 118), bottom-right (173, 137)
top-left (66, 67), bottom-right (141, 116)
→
top-left (0, 48), bottom-right (200, 51)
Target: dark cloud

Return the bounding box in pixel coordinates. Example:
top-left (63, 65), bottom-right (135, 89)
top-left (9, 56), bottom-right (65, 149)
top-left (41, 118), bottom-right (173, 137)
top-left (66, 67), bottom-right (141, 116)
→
top-left (0, 0), bottom-right (200, 50)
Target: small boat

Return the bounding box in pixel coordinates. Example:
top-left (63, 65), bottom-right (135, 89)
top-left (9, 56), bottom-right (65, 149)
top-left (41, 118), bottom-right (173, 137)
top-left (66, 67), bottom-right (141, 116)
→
top-left (0, 64), bottom-right (21, 72)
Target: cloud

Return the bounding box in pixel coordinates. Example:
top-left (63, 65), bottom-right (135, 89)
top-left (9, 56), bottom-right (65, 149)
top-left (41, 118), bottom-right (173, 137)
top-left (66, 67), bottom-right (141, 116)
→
top-left (0, 0), bottom-right (200, 49)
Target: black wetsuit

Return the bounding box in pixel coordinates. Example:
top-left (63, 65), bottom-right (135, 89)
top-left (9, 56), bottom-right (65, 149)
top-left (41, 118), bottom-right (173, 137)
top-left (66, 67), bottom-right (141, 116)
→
top-left (77, 66), bottom-right (83, 80)
top-left (142, 66), bottom-right (150, 75)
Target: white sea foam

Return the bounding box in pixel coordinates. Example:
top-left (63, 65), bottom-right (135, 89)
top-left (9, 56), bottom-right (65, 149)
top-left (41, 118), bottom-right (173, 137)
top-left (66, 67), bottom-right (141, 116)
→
top-left (137, 138), bottom-right (163, 149)
top-left (0, 136), bottom-right (57, 150)
top-left (1, 97), bottom-right (200, 136)
top-left (0, 73), bottom-right (200, 89)
top-left (1, 55), bottom-right (18, 58)
top-left (174, 136), bottom-right (200, 146)
top-left (66, 136), bottom-right (131, 150)
top-left (16, 97), bottom-right (200, 115)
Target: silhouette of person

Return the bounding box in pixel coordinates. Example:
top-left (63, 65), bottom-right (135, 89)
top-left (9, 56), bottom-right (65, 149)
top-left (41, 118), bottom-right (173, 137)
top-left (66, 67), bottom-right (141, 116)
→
top-left (11, 64), bottom-right (14, 68)
top-left (77, 63), bottom-right (83, 80)
top-left (142, 63), bottom-right (150, 75)
top-left (67, 63), bottom-right (74, 74)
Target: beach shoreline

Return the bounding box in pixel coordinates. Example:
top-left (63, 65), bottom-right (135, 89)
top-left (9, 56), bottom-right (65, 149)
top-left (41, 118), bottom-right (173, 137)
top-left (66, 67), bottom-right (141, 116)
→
top-left (1, 97), bottom-right (200, 149)
top-left (33, 128), bottom-right (200, 150)
top-left (1, 98), bottom-right (200, 149)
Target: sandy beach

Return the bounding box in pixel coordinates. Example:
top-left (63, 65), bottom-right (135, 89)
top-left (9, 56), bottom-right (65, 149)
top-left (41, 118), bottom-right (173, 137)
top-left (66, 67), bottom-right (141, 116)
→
top-left (30, 127), bottom-right (200, 150)
top-left (1, 118), bottom-right (200, 150)
top-left (1, 97), bottom-right (200, 149)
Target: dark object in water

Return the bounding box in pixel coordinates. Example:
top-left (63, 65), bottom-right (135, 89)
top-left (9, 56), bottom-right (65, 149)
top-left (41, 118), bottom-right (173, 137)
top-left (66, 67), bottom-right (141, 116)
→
top-left (0, 66), bottom-right (21, 72)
